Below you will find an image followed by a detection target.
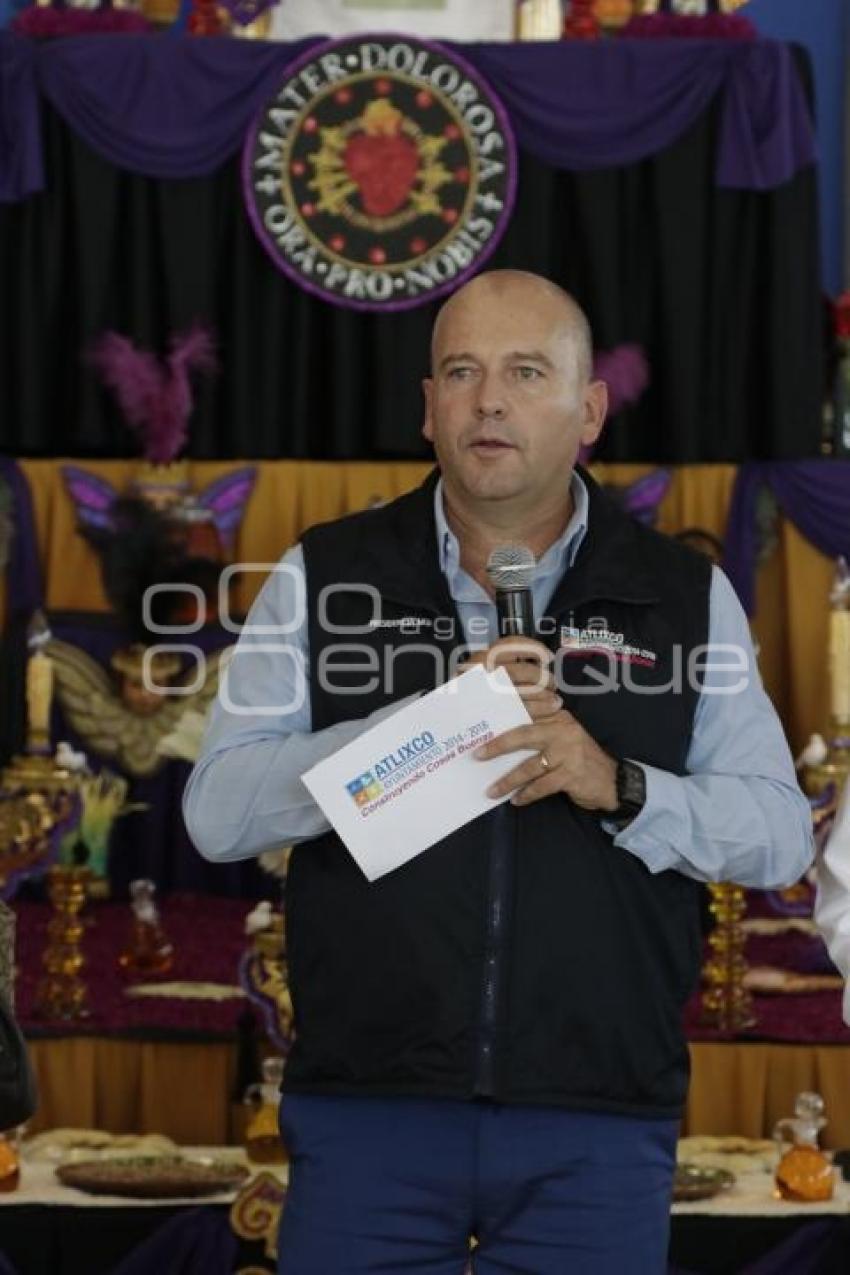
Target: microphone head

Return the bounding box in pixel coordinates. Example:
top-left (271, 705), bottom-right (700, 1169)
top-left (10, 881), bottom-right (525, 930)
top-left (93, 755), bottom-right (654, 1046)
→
top-left (486, 543), bottom-right (536, 592)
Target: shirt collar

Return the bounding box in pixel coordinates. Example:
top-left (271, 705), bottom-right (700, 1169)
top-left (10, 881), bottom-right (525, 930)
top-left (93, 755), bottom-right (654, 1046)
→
top-left (434, 471), bottom-right (589, 589)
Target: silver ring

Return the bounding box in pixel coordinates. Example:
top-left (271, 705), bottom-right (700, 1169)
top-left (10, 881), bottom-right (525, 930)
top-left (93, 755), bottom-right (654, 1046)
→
top-left (539, 752), bottom-right (551, 773)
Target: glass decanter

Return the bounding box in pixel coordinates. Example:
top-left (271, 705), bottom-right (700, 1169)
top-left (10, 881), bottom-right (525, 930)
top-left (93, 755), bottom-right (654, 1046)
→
top-left (0, 1133), bottom-right (20, 1192)
top-left (118, 879), bottom-right (174, 977)
top-left (243, 1056), bottom-right (287, 1165)
top-left (773, 1091), bottom-right (834, 1202)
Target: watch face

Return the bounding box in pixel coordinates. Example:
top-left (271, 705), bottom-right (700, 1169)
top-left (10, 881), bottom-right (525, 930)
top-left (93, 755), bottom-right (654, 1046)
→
top-left (617, 760), bottom-right (646, 812)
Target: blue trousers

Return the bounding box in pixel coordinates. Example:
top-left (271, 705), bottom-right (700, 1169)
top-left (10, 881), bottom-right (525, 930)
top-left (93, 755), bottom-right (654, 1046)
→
top-left (277, 1095), bottom-right (677, 1274)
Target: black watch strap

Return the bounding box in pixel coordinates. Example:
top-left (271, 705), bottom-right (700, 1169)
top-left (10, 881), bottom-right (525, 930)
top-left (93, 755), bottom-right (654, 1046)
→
top-left (608, 759), bottom-right (646, 830)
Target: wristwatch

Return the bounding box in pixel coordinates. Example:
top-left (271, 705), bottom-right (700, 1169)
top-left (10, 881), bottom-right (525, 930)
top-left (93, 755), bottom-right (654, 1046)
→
top-left (607, 759), bottom-right (647, 831)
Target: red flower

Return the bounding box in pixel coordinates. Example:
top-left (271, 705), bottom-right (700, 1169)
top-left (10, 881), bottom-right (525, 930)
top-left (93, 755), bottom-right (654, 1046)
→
top-left (835, 293), bottom-right (850, 341)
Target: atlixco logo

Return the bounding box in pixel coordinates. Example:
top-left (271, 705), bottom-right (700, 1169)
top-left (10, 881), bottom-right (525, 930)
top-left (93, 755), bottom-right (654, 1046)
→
top-left (346, 771), bottom-right (384, 807)
top-left (242, 34), bottom-right (516, 311)
top-left (560, 618), bottom-right (658, 669)
top-left (344, 731), bottom-right (441, 812)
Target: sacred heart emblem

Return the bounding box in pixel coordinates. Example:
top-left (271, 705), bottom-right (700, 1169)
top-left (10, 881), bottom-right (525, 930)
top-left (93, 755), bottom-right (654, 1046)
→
top-left (343, 101), bottom-right (420, 218)
top-left (244, 34), bottom-right (516, 311)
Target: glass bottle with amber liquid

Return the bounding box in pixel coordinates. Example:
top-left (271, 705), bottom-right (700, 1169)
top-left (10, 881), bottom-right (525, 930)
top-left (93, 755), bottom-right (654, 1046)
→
top-left (118, 879), bottom-right (173, 977)
top-left (0, 1133), bottom-right (19, 1193)
top-left (773, 1091), bottom-right (835, 1202)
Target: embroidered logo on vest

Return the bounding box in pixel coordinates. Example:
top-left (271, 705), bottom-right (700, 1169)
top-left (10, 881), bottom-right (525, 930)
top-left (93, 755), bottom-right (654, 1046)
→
top-left (560, 618), bottom-right (658, 669)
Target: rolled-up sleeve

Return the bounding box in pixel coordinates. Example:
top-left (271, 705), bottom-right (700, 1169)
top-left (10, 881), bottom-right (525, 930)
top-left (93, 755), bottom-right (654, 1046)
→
top-left (183, 544), bottom-right (415, 862)
top-left (611, 567), bottom-right (814, 888)
top-left (815, 782), bottom-right (850, 1024)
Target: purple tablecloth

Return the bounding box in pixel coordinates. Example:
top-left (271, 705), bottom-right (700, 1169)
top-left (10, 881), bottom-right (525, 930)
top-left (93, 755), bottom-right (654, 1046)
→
top-left (12, 890), bottom-right (849, 1046)
top-left (685, 923), bottom-right (850, 1045)
top-left (15, 894), bottom-right (257, 1039)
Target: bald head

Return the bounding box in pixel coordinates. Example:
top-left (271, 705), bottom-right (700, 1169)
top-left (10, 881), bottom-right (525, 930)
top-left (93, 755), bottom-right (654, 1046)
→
top-left (421, 268), bottom-right (607, 520)
top-left (431, 270), bottom-right (593, 388)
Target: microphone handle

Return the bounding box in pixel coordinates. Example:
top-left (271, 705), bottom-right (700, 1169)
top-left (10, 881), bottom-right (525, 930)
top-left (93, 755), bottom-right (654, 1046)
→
top-left (495, 587), bottom-right (536, 639)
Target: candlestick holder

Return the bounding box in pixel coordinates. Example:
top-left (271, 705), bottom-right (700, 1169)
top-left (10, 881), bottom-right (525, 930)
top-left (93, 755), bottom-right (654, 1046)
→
top-left (0, 786), bottom-right (78, 901)
top-left (239, 909), bottom-right (293, 1054)
top-left (701, 882), bottom-right (755, 1033)
top-left (1, 611), bottom-right (82, 898)
top-left (33, 865), bottom-right (92, 1020)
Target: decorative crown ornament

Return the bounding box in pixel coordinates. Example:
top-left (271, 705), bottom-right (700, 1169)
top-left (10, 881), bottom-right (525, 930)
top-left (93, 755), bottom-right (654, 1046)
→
top-left (128, 460), bottom-right (191, 513)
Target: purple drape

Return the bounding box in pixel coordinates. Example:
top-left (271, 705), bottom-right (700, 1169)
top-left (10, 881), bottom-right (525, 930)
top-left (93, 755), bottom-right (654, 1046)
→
top-left (0, 457), bottom-right (43, 618)
top-left (0, 32), bottom-right (815, 203)
top-left (722, 461), bottom-right (850, 615)
top-left (107, 1207), bottom-right (237, 1275)
top-left (669, 1221), bottom-right (841, 1275)
top-left (740, 1220), bottom-right (838, 1275)
top-left (469, 37), bottom-right (814, 187)
top-left (0, 31), bottom-right (42, 202)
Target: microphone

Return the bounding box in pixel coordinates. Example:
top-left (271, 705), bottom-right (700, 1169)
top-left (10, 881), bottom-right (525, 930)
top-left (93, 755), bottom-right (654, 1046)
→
top-left (486, 544), bottom-right (537, 638)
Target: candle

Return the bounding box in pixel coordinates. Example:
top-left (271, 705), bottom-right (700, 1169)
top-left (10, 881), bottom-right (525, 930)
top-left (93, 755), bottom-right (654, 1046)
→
top-left (518, 0), bottom-right (562, 39)
top-left (829, 610), bottom-right (850, 724)
top-left (26, 650), bottom-right (54, 743)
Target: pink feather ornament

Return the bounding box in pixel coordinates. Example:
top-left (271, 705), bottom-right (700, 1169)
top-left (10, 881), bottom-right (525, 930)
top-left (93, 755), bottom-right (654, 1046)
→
top-left (89, 327), bottom-right (217, 464)
top-left (592, 344), bottom-right (650, 415)
top-left (578, 343), bottom-right (651, 466)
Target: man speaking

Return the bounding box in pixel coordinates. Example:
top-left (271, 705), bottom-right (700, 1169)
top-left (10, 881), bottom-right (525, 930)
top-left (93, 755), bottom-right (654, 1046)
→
top-left (185, 271), bottom-right (812, 1274)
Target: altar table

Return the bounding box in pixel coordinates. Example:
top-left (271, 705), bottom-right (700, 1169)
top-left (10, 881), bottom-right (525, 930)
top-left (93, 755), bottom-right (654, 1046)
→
top-left (12, 894), bottom-right (850, 1148)
top-left (1, 1156), bottom-right (850, 1275)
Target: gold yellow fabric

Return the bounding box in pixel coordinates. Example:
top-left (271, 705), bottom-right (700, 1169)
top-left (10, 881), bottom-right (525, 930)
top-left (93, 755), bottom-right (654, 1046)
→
top-left (25, 1037), bottom-right (850, 1150)
top-left (16, 460), bottom-right (434, 620)
top-left (27, 1037), bottom-right (239, 1145)
top-left (685, 1043), bottom-right (850, 1150)
top-left (7, 459), bottom-right (832, 752)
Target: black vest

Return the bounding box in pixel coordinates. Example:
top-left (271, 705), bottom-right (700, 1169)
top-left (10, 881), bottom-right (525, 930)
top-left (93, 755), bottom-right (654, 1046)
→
top-left (285, 469), bottom-right (711, 1118)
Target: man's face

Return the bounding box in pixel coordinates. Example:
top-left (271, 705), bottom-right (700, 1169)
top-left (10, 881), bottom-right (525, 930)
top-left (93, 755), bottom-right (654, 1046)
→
top-left (422, 284), bottom-right (605, 509)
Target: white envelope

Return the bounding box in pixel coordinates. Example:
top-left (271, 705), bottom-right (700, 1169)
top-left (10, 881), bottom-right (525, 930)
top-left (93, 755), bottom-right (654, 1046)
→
top-left (301, 664), bottom-right (535, 880)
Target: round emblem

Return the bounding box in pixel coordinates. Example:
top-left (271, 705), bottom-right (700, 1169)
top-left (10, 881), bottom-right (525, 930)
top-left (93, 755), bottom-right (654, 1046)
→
top-left (242, 35), bottom-right (516, 312)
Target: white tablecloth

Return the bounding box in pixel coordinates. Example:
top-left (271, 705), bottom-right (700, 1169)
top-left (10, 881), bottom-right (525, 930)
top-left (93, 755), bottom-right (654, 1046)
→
top-left (673, 1170), bottom-right (850, 1217)
top-left (3, 1151), bottom-right (847, 1219)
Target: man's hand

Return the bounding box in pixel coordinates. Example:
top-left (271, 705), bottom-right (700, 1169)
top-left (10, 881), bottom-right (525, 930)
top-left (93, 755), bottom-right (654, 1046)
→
top-left (456, 636), bottom-right (562, 722)
top-left (474, 705), bottom-right (619, 813)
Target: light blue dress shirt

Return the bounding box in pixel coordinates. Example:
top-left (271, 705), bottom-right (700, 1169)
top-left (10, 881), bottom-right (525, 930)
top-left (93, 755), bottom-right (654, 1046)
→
top-left (184, 473), bottom-right (813, 888)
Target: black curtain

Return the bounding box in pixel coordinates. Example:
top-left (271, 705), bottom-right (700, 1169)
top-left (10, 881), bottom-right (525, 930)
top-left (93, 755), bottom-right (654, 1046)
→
top-left (0, 58), bottom-right (822, 462)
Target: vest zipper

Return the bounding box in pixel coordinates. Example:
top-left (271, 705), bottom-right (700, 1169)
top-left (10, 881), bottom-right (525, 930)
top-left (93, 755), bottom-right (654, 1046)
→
top-left (474, 804), bottom-right (514, 1096)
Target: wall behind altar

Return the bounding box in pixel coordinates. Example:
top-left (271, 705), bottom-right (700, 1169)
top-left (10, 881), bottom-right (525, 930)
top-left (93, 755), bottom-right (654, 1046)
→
top-left (749, 0), bottom-right (849, 293)
top-left (6, 458), bottom-right (834, 759)
top-left (0, 50), bottom-right (822, 461)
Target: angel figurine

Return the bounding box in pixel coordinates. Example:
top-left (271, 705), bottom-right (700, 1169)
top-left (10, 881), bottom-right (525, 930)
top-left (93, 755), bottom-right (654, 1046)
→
top-left (44, 640), bottom-right (232, 777)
